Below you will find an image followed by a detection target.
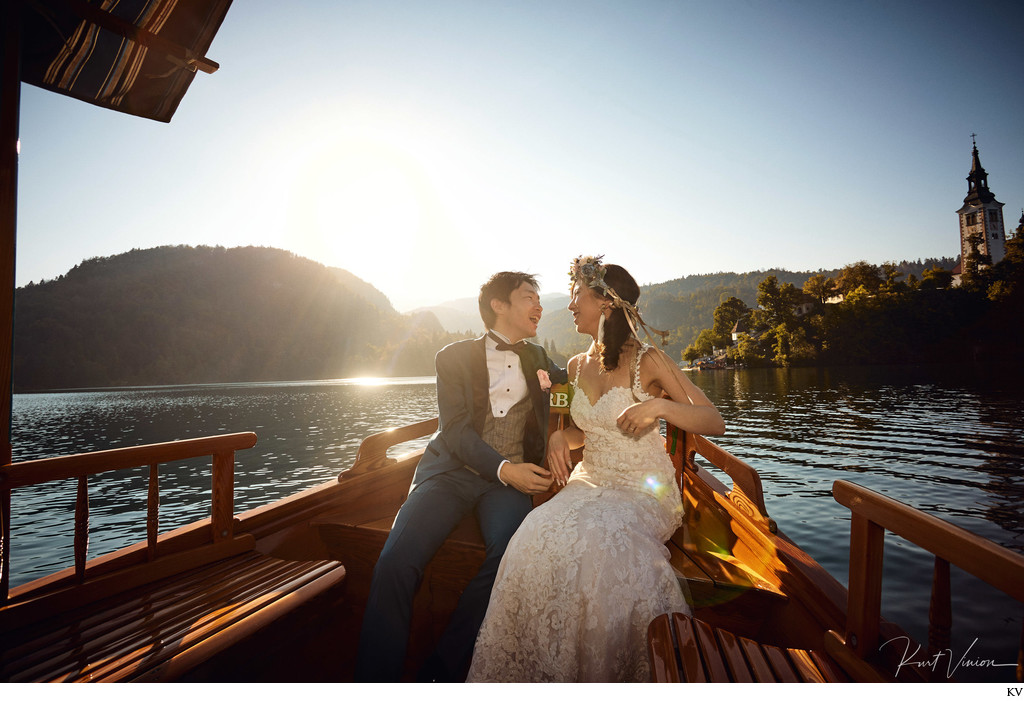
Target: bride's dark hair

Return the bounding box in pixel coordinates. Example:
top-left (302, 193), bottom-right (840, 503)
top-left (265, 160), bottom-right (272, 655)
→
top-left (596, 264), bottom-right (640, 372)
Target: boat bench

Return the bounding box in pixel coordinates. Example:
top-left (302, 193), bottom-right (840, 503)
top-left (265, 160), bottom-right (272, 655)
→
top-left (315, 506), bottom-right (485, 598)
top-left (314, 495), bottom-right (788, 640)
top-left (0, 548), bottom-right (346, 682)
top-left (647, 611), bottom-right (849, 682)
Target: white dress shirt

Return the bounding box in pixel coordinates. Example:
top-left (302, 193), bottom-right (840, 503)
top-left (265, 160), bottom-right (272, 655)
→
top-left (486, 330), bottom-right (530, 417)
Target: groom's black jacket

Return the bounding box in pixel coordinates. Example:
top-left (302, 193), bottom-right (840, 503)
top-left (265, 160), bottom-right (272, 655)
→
top-left (411, 335), bottom-right (568, 491)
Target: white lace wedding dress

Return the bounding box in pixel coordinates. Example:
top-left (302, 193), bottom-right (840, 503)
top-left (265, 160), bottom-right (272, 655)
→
top-left (467, 346), bottom-right (689, 682)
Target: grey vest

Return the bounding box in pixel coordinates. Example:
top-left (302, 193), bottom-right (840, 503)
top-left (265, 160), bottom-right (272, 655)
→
top-left (481, 394), bottom-right (531, 465)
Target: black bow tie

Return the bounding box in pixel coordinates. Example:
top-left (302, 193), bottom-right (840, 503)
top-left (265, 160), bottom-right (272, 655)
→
top-left (488, 332), bottom-right (528, 354)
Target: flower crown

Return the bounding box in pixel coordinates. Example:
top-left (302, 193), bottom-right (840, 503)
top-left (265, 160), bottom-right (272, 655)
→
top-left (569, 255), bottom-right (669, 346)
top-left (569, 255), bottom-right (609, 294)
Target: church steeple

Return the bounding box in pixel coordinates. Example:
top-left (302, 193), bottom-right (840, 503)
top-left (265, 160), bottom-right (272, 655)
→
top-left (955, 135), bottom-right (1006, 269)
top-left (964, 134), bottom-right (995, 206)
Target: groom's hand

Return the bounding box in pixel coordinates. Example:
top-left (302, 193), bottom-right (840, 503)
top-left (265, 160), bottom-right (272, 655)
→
top-left (501, 462), bottom-right (553, 495)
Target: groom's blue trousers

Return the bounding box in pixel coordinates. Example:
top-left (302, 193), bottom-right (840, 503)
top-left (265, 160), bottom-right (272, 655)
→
top-left (354, 468), bottom-right (532, 682)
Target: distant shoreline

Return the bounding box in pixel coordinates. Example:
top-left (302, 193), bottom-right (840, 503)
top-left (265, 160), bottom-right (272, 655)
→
top-left (14, 376), bottom-right (439, 396)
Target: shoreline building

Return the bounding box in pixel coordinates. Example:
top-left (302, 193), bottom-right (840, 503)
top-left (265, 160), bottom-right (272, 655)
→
top-left (955, 137), bottom-right (1006, 269)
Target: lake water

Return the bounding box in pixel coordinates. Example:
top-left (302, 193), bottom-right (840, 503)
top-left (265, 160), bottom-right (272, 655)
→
top-left (7, 365), bottom-right (1024, 682)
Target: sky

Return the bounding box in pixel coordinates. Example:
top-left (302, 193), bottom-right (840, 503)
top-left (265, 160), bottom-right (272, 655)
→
top-left (16, 0), bottom-right (1024, 312)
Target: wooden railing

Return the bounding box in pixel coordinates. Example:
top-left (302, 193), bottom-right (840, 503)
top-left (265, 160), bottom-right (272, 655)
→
top-left (665, 424), bottom-right (774, 532)
top-left (826, 479), bottom-right (1024, 682)
top-left (344, 418), bottom-right (438, 477)
top-left (0, 432), bottom-right (257, 602)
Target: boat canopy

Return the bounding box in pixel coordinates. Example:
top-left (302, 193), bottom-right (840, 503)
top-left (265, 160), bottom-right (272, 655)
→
top-left (18, 0), bottom-right (232, 122)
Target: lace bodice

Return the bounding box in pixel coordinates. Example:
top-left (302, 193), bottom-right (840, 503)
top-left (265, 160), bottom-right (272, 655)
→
top-left (567, 346), bottom-right (681, 536)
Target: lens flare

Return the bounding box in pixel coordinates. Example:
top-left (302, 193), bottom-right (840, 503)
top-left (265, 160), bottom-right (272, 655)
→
top-left (644, 475), bottom-right (668, 498)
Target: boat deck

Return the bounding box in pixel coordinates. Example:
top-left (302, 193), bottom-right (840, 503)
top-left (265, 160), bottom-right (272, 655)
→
top-left (0, 548), bottom-right (346, 682)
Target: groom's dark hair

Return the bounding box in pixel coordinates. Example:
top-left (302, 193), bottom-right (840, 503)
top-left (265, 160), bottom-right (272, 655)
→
top-left (479, 271), bottom-right (539, 329)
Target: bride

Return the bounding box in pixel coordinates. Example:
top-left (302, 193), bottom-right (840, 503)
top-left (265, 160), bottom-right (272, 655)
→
top-left (467, 256), bottom-right (726, 682)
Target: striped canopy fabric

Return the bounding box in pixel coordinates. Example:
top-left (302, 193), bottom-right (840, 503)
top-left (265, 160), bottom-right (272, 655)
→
top-left (20, 0), bottom-right (233, 122)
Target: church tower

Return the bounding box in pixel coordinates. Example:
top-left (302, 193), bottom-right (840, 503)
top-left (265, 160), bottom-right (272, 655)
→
top-left (956, 136), bottom-right (1006, 266)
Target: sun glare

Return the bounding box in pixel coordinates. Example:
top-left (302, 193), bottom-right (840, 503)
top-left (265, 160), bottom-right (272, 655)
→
top-left (233, 107), bottom-right (431, 252)
top-left (293, 136), bottom-right (430, 256)
top-left (251, 104), bottom-right (488, 308)
top-left (350, 376), bottom-right (390, 386)
top-left (240, 103), bottom-right (538, 308)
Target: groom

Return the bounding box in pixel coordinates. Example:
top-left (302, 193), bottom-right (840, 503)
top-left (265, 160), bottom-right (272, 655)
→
top-left (354, 271), bottom-right (567, 683)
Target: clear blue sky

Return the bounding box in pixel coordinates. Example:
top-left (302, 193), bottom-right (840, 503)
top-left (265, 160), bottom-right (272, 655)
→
top-left (16, 0), bottom-right (1024, 311)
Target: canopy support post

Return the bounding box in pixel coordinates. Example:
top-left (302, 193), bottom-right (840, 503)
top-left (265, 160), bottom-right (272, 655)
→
top-left (0, 0), bottom-right (21, 601)
top-left (1, 0), bottom-right (19, 467)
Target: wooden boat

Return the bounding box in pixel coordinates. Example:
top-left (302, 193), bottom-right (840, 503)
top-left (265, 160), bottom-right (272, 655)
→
top-left (2, 388), bottom-right (1023, 682)
top-left (2, 1), bottom-right (1023, 684)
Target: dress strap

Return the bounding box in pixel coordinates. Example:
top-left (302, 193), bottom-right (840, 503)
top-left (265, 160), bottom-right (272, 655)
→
top-left (631, 343), bottom-right (653, 401)
top-left (572, 353), bottom-right (584, 386)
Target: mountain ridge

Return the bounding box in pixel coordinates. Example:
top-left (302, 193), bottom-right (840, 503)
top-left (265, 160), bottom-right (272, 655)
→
top-left (15, 246), bottom-right (959, 390)
top-left (14, 245), bottom-right (454, 390)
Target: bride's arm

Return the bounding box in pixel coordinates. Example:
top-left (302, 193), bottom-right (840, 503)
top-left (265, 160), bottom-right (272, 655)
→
top-left (617, 347), bottom-right (726, 436)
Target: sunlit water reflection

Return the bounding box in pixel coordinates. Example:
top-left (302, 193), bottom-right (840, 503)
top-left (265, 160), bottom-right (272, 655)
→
top-left (8, 366), bottom-right (1023, 681)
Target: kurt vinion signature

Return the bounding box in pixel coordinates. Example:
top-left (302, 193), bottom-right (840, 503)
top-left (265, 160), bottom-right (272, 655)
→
top-left (881, 636), bottom-right (1018, 678)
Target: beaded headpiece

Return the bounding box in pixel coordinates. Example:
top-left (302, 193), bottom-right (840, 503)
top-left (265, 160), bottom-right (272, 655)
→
top-left (569, 255), bottom-right (669, 346)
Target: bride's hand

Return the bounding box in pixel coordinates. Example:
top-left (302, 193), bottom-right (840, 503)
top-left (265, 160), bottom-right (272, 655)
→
top-left (616, 399), bottom-right (664, 437)
top-left (546, 430), bottom-right (572, 486)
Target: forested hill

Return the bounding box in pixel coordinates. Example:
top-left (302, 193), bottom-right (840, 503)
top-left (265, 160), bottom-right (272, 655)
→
top-left (537, 258), bottom-right (958, 359)
top-left (14, 246), bottom-right (457, 391)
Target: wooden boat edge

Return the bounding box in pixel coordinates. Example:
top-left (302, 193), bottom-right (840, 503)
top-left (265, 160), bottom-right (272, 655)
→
top-left (3, 415), bottom-right (1023, 682)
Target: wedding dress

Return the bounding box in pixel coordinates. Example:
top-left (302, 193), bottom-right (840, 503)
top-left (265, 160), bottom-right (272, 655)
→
top-left (467, 345), bottom-right (689, 682)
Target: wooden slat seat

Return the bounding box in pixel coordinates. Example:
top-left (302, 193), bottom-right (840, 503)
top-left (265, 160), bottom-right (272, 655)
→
top-left (647, 612), bottom-right (849, 683)
top-left (0, 550), bottom-right (346, 682)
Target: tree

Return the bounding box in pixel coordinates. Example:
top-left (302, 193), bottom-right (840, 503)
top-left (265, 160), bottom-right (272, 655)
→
top-left (711, 296), bottom-right (749, 347)
top-left (960, 231), bottom-right (992, 293)
top-left (879, 262), bottom-right (907, 295)
top-left (920, 265), bottom-right (952, 290)
top-left (771, 323), bottom-right (816, 366)
top-left (834, 261), bottom-right (882, 296)
top-left (987, 279), bottom-right (1013, 302)
top-left (843, 285), bottom-right (873, 304)
top-left (692, 328), bottom-right (718, 357)
top-left (803, 273), bottom-right (836, 305)
top-left (986, 231), bottom-right (1024, 302)
top-left (751, 276), bottom-right (801, 331)
top-left (731, 332), bottom-right (767, 366)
